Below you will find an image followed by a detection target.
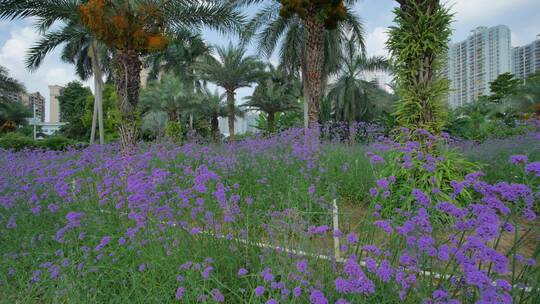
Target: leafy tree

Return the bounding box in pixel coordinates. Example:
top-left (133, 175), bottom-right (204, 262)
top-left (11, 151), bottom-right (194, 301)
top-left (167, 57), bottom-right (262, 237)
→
top-left (505, 72), bottom-right (540, 117)
top-left (0, 65), bottom-right (25, 101)
top-left (241, 0), bottom-right (365, 127)
top-left (327, 37), bottom-right (392, 124)
top-left (58, 81), bottom-right (93, 140)
top-left (0, 101), bottom-right (31, 132)
top-left (198, 43), bottom-right (264, 138)
top-left (488, 72), bottom-right (521, 104)
top-left (141, 110), bottom-right (168, 139)
top-left (78, 0), bottom-right (243, 150)
top-left (82, 84), bottom-right (121, 141)
top-left (387, 0), bottom-right (453, 134)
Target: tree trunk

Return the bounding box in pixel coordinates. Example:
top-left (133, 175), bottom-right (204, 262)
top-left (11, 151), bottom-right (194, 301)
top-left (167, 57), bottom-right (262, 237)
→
top-left (119, 122), bottom-right (138, 155)
top-left (211, 115), bottom-right (219, 134)
top-left (90, 42), bottom-right (105, 145)
top-left (348, 121), bottom-right (355, 145)
top-left (303, 11), bottom-right (326, 128)
top-left (267, 112), bottom-right (275, 133)
top-left (226, 89), bottom-right (235, 138)
top-left (113, 49), bottom-right (142, 150)
top-left (90, 91), bottom-right (98, 144)
top-left (301, 64), bottom-right (309, 129)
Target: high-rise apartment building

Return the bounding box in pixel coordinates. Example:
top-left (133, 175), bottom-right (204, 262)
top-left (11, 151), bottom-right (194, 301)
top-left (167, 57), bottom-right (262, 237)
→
top-left (0, 91), bottom-right (45, 122)
top-left (48, 85), bottom-right (64, 123)
top-left (446, 25), bottom-right (512, 107)
top-left (512, 35), bottom-right (540, 81)
top-left (0, 90), bottom-right (22, 103)
top-left (20, 92), bottom-right (45, 122)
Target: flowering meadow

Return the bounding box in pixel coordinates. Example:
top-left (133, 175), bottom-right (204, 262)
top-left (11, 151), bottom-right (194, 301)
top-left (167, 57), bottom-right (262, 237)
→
top-left (1, 126), bottom-right (539, 303)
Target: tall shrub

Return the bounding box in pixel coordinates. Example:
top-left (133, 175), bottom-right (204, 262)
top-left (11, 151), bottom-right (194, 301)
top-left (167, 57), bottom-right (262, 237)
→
top-left (387, 0), bottom-right (452, 133)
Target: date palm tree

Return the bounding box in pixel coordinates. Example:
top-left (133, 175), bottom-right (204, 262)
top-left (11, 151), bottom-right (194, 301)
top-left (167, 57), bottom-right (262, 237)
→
top-left (194, 86), bottom-right (233, 135)
top-left (145, 33), bottom-right (210, 84)
top-left (1, 0), bottom-right (244, 150)
top-left (242, 77), bottom-right (299, 133)
top-left (144, 33), bottom-right (211, 130)
top-left (0, 1), bottom-right (107, 144)
top-left (238, 0), bottom-right (365, 128)
top-left (139, 73), bottom-right (193, 124)
top-left (327, 37), bottom-right (392, 124)
top-left (197, 43), bottom-right (264, 138)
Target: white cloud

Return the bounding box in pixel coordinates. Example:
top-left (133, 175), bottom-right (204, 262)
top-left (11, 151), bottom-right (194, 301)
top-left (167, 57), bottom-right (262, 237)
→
top-left (366, 27), bottom-right (389, 57)
top-left (46, 68), bottom-right (74, 86)
top-left (0, 25), bottom-right (92, 122)
top-left (449, 0), bottom-right (539, 23)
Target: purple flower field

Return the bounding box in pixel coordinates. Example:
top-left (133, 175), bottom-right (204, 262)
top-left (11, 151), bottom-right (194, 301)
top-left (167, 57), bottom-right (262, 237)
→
top-left (1, 127), bottom-right (539, 303)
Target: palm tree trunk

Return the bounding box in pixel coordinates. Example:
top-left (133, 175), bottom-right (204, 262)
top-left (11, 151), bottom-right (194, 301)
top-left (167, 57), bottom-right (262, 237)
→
top-left (348, 121), bottom-right (355, 145)
top-left (267, 112), bottom-right (275, 133)
top-left (301, 61), bottom-right (309, 129)
top-left (113, 49), bottom-right (142, 152)
top-left (90, 93), bottom-right (97, 144)
top-left (226, 89), bottom-right (235, 138)
top-left (90, 42), bottom-right (105, 145)
top-left (303, 11), bottom-right (326, 128)
top-left (211, 115), bottom-right (219, 134)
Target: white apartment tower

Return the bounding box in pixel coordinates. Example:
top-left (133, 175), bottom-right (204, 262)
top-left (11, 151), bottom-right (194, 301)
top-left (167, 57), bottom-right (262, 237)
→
top-left (447, 25), bottom-right (512, 107)
top-left (512, 35), bottom-right (540, 81)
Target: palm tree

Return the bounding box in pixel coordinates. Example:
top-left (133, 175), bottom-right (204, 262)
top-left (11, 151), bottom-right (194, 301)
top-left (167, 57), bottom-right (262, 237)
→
top-left (194, 86), bottom-right (234, 135)
top-left (145, 34), bottom-right (209, 84)
top-left (144, 33), bottom-right (211, 130)
top-left (239, 0), bottom-right (365, 127)
top-left (2, 0), bottom-right (244, 150)
top-left (327, 37), bottom-right (392, 124)
top-left (0, 65), bottom-right (25, 100)
top-left (139, 73), bottom-right (193, 124)
top-left (0, 102), bottom-right (31, 132)
top-left (243, 80), bottom-right (299, 133)
top-left (242, 66), bottom-right (300, 132)
top-left (197, 43), bottom-right (264, 138)
top-left (78, 0), bottom-right (244, 150)
top-left (0, 1), bottom-right (107, 144)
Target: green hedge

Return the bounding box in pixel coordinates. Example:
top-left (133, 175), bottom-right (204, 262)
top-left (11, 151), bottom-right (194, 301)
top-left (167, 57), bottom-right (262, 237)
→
top-left (0, 133), bottom-right (76, 151)
top-left (0, 133), bottom-right (36, 151)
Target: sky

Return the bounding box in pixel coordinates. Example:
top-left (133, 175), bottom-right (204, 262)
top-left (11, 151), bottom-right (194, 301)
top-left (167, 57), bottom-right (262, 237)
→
top-left (1, 0), bottom-right (539, 121)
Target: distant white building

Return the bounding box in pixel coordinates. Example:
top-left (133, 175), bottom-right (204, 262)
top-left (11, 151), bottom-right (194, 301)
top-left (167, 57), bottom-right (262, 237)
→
top-left (361, 71), bottom-right (393, 92)
top-left (446, 25), bottom-right (512, 107)
top-left (40, 122), bottom-right (67, 136)
top-left (512, 35), bottom-right (540, 81)
top-left (218, 112), bottom-right (259, 136)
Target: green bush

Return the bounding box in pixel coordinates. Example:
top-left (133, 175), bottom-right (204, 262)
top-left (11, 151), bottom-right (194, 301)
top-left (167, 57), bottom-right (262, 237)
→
top-left (165, 121), bottom-right (183, 142)
top-left (0, 133), bottom-right (35, 150)
top-left (369, 130), bottom-right (478, 222)
top-left (38, 136), bottom-right (74, 151)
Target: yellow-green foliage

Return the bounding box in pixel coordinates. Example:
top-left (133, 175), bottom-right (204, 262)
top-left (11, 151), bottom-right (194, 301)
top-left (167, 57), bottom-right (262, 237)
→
top-left (386, 0), bottom-right (453, 133)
